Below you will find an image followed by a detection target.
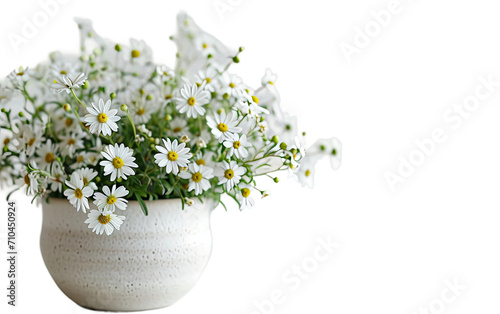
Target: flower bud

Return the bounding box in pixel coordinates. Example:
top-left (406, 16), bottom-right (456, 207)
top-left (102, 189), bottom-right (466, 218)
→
top-left (117, 177), bottom-right (122, 183)
top-left (146, 94), bottom-right (153, 101)
top-left (165, 114), bottom-right (172, 121)
top-left (18, 111), bottom-right (24, 117)
top-left (273, 177), bottom-right (279, 183)
top-left (271, 135), bottom-right (279, 144)
top-left (232, 56), bottom-right (240, 63)
top-left (63, 103), bottom-right (71, 112)
top-left (115, 44), bottom-right (122, 52)
top-left (110, 92), bottom-right (116, 100)
top-left (180, 135), bottom-right (190, 143)
top-left (120, 104), bottom-right (128, 112)
top-left (280, 142), bottom-right (287, 150)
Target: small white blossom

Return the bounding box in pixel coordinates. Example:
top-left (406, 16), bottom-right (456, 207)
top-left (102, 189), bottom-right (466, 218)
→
top-left (154, 138), bottom-right (192, 175)
top-left (215, 160), bottom-right (246, 191)
top-left (52, 72), bottom-right (87, 94)
top-left (63, 172), bottom-right (94, 213)
top-left (100, 144), bottom-right (138, 181)
top-left (84, 99), bottom-right (121, 136)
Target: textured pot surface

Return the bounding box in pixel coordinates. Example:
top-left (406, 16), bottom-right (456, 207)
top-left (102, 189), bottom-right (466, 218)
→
top-left (40, 198), bottom-right (214, 311)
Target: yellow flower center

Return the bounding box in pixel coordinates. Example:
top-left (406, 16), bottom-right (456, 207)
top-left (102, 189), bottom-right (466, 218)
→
top-left (60, 70), bottom-right (67, 75)
top-left (224, 169), bottom-right (234, 180)
top-left (74, 188), bottom-right (83, 199)
top-left (67, 138), bottom-right (75, 145)
top-left (107, 195), bottom-right (117, 205)
top-left (24, 174), bottom-right (30, 186)
top-left (28, 138), bottom-right (36, 146)
top-left (65, 118), bottom-right (73, 127)
top-left (305, 170), bottom-right (311, 177)
top-left (202, 43), bottom-right (208, 49)
top-left (192, 172), bottom-right (202, 183)
top-left (17, 72), bottom-right (24, 76)
top-left (3, 138), bottom-right (10, 145)
top-left (188, 97), bottom-right (196, 106)
top-left (97, 113), bottom-right (108, 123)
top-left (241, 188), bottom-right (251, 198)
top-left (137, 108), bottom-right (146, 116)
top-left (196, 159), bottom-right (205, 165)
top-left (98, 214), bottom-right (111, 225)
top-left (131, 50), bottom-right (140, 58)
top-left (173, 127), bottom-right (182, 133)
top-left (165, 94), bottom-right (172, 99)
top-left (112, 157), bottom-right (124, 169)
top-left (45, 153), bottom-right (55, 163)
top-left (83, 178), bottom-right (88, 185)
top-left (217, 123), bottom-right (228, 132)
top-left (229, 83), bottom-right (235, 88)
top-left (205, 78), bottom-right (211, 84)
top-left (233, 141), bottom-right (241, 149)
top-left (76, 155), bottom-right (84, 163)
top-left (167, 151), bottom-right (178, 161)
top-left (251, 95), bottom-right (259, 104)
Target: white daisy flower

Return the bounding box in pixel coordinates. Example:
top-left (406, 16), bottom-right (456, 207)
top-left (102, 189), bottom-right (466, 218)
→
top-left (59, 132), bottom-right (85, 158)
top-left (295, 156), bottom-right (317, 188)
top-left (129, 101), bottom-right (157, 124)
top-left (70, 153), bottom-right (87, 169)
top-left (129, 38), bottom-right (152, 63)
top-left (223, 133), bottom-right (251, 159)
top-left (84, 208), bottom-right (125, 236)
top-left (261, 68), bottom-right (278, 86)
top-left (93, 184), bottom-right (129, 212)
top-left (100, 144), bottom-right (138, 181)
top-left (237, 184), bottom-right (255, 210)
top-left (179, 163), bottom-right (214, 195)
top-left (84, 99), bottom-right (121, 136)
top-left (74, 167), bottom-right (98, 190)
top-left (52, 72), bottom-right (87, 94)
top-left (63, 172), bottom-right (93, 213)
top-left (215, 160), bottom-right (246, 191)
top-left (238, 95), bottom-right (269, 117)
top-left (37, 139), bottom-right (58, 170)
top-left (84, 152), bottom-right (102, 166)
top-left (175, 83), bottom-right (210, 118)
top-left (168, 117), bottom-right (189, 138)
top-left (154, 138), bottom-right (192, 175)
top-left (48, 163), bottom-right (65, 193)
top-left (8, 66), bottom-right (30, 87)
top-left (220, 73), bottom-right (245, 97)
top-left (206, 110), bottom-right (242, 143)
top-left (194, 67), bottom-right (219, 92)
top-left (194, 151), bottom-right (215, 167)
top-left (156, 65), bottom-right (175, 79)
top-left (14, 124), bottom-right (44, 157)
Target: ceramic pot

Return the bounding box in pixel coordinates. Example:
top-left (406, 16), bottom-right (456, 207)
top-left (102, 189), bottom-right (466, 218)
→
top-left (40, 197), bottom-right (215, 311)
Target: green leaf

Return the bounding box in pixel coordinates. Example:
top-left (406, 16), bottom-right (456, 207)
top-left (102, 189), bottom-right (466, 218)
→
top-left (135, 192), bottom-right (148, 216)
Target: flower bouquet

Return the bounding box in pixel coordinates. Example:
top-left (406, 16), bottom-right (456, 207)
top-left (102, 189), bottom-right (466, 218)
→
top-left (0, 12), bottom-right (341, 311)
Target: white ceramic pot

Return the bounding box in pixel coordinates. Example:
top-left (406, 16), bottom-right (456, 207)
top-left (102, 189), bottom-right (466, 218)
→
top-left (40, 197), bottom-right (215, 311)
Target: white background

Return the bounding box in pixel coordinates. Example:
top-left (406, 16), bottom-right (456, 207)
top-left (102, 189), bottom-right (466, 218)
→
top-left (1, 0), bottom-right (500, 313)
